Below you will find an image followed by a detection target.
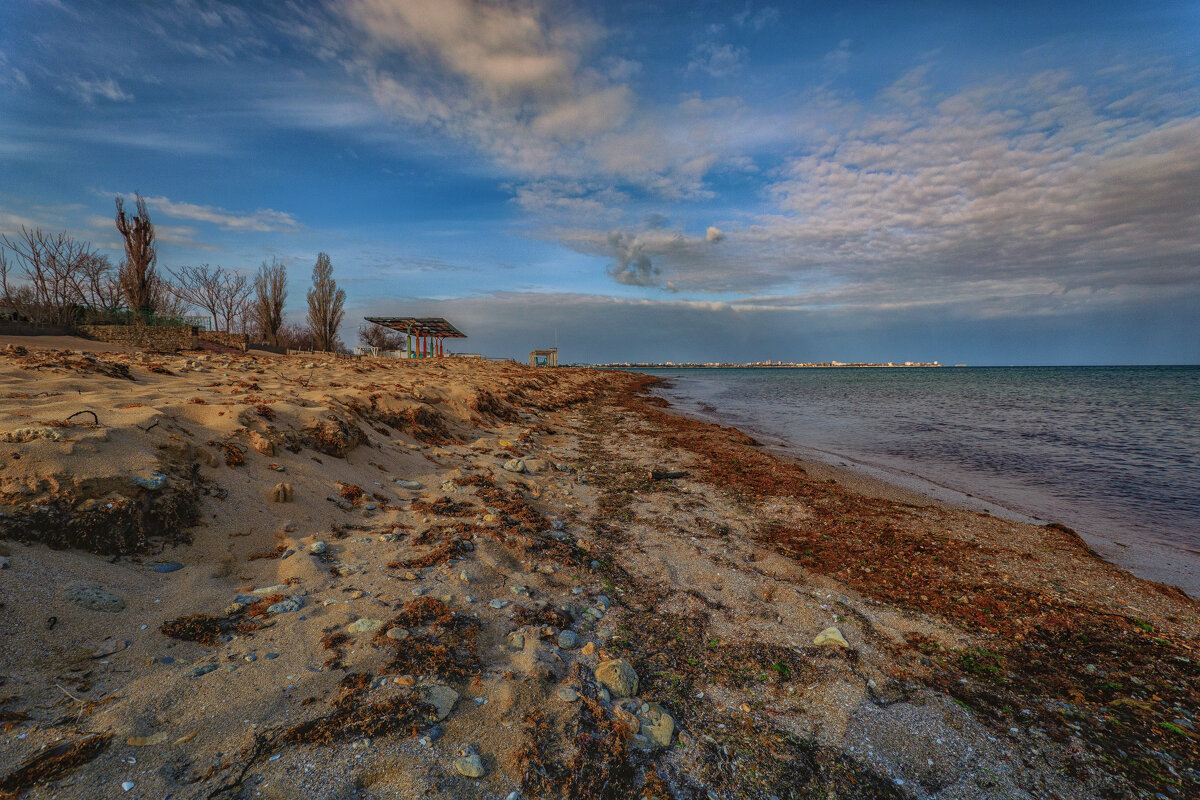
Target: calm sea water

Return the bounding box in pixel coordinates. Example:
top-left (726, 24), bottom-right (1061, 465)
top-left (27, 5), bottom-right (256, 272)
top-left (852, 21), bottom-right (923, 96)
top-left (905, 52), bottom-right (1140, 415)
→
top-left (638, 366), bottom-right (1200, 594)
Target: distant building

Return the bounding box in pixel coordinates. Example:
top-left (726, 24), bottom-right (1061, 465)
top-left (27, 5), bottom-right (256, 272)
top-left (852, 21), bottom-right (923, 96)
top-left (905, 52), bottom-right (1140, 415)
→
top-left (529, 348), bottom-right (558, 367)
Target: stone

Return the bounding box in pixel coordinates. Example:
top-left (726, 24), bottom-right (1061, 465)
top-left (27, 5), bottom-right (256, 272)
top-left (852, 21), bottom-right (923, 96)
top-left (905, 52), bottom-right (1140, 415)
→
top-left (65, 582), bottom-right (126, 613)
top-left (189, 664), bottom-right (218, 677)
top-left (270, 483), bottom-right (293, 502)
top-left (91, 638), bottom-right (129, 659)
top-left (249, 430), bottom-right (275, 455)
top-left (0, 556), bottom-right (8, 570)
top-left (252, 584), bottom-right (291, 596)
top-left (347, 618), bottom-right (384, 634)
top-left (594, 659), bottom-right (638, 698)
top-left (503, 458), bottom-right (526, 473)
top-left (395, 479), bottom-right (422, 490)
top-left (151, 562), bottom-right (184, 573)
top-left (637, 702), bottom-right (675, 747)
top-left (127, 733), bottom-right (167, 746)
top-left (308, 541), bottom-right (328, 555)
top-left (133, 473), bottom-right (167, 491)
top-left (267, 595), bottom-right (304, 615)
top-left (510, 584), bottom-right (528, 595)
top-left (523, 458), bottom-right (548, 473)
top-left (489, 599), bottom-right (509, 609)
top-left (418, 684), bottom-right (460, 721)
top-left (454, 754), bottom-right (487, 778)
top-left (556, 686), bottom-right (580, 702)
top-left (580, 642), bottom-right (596, 656)
top-left (507, 632), bottom-right (526, 650)
top-left (386, 627), bottom-right (408, 641)
top-left (557, 630), bottom-right (581, 650)
top-left (121, 781), bottom-right (135, 792)
top-left (813, 627), bottom-right (849, 648)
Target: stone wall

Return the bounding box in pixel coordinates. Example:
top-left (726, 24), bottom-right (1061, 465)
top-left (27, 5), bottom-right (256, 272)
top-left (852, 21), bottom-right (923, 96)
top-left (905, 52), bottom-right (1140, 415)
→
top-left (79, 324), bottom-right (199, 351)
top-left (199, 330), bottom-right (248, 351)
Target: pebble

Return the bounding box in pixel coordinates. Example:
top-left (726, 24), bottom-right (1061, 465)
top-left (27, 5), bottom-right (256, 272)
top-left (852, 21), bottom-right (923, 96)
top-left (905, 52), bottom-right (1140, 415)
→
top-left (637, 702), bottom-right (675, 747)
top-left (557, 686), bottom-right (580, 702)
top-left (309, 541), bottom-right (328, 555)
top-left (264, 652), bottom-right (280, 659)
top-left (347, 618), bottom-right (384, 634)
top-left (454, 754), bottom-right (487, 778)
top-left (121, 781), bottom-right (135, 792)
top-left (244, 654), bottom-right (257, 662)
top-left (190, 664), bottom-right (218, 678)
top-left (395, 479), bottom-right (422, 489)
top-left (150, 562), bottom-right (184, 573)
top-left (511, 585), bottom-right (528, 595)
top-left (489, 599), bottom-right (509, 609)
top-left (594, 659), bottom-right (639, 698)
top-left (64, 581), bottom-right (126, 613)
top-left (91, 639), bottom-right (129, 659)
top-left (507, 632), bottom-right (526, 650)
top-left (0, 556), bottom-right (7, 570)
top-left (503, 458), bottom-right (526, 473)
top-left (557, 630), bottom-right (581, 650)
top-left (267, 595), bottom-right (304, 614)
top-left (813, 627), bottom-right (849, 648)
top-left (386, 627), bottom-right (409, 641)
top-left (251, 584), bottom-right (291, 596)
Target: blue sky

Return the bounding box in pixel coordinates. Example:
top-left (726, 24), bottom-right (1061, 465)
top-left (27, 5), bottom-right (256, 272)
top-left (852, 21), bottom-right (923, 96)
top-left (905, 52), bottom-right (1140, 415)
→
top-left (2, 0), bottom-right (1198, 364)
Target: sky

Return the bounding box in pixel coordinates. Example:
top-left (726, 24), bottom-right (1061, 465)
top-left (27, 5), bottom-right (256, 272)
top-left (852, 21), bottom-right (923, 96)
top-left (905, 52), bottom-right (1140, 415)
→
top-left (1, 0), bottom-right (1198, 364)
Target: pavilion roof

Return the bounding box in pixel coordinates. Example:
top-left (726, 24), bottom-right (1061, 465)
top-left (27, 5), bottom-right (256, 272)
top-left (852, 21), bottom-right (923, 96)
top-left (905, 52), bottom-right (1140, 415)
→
top-left (363, 317), bottom-right (467, 338)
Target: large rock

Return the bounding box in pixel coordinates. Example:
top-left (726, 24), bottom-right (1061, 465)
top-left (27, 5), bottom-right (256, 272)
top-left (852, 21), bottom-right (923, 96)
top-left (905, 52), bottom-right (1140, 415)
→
top-left (346, 618), bottom-right (384, 634)
top-left (64, 582), bottom-right (126, 613)
top-left (637, 702), bottom-right (675, 747)
top-left (814, 627), bottom-right (849, 648)
top-left (594, 659), bottom-right (638, 698)
top-left (418, 684), bottom-right (460, 721)
top-left (454, 754), bottom-right (486, 778)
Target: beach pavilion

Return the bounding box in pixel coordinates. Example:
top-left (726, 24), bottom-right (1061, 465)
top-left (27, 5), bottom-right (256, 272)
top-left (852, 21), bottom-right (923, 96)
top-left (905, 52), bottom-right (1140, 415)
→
top-left (363, 316), bottom-right (466, 358)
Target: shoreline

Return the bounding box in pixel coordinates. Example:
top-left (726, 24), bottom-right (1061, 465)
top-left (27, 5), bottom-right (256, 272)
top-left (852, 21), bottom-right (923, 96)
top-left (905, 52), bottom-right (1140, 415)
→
top-left (646, 374), bottom-right (1200, 599)
top-left (1, 342), bottom-right (1197, 799)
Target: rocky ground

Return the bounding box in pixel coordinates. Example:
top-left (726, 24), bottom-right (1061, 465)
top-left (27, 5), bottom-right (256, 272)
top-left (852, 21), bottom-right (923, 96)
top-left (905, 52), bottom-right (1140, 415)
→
top-left (0, 341), bottom-right (1196, 800)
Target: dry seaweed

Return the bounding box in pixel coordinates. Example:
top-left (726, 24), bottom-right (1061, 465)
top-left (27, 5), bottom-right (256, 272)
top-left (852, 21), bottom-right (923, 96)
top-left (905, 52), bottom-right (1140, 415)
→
top-left (373, 597), bottom-right (482, 679)
top-left (0, 733), bottom-right (110, 799)
top-left (281, 673), bottom-right (431, 746)
top-left (301, 416), bottom-right (367, 457)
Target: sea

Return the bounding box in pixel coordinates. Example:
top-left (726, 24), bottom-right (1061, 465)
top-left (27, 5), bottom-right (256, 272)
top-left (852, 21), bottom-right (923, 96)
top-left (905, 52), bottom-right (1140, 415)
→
top-left (635, 366), bottom-right (1200, 597)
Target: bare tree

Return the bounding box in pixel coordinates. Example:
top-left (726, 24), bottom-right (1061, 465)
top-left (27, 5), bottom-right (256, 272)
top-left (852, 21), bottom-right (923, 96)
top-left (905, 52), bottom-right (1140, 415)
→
top-left (359, 322), bottom-right (405, 351)
top-left (115, 194), bottom-right (157, 317)
top-left (306, 252), bottom-right (344, 352)
top-left (277, 322), bottom-right (314, 350)
top-left (169, 264), bottom-right (225, 330)
top-left (216, 271), bottom-right (251, 333)
top-left (152, 274), bottom-right (190, 319)
top-left (251, 257), bottom-right (287, 346)
top-left (0, 227), bottom-right (112, 325)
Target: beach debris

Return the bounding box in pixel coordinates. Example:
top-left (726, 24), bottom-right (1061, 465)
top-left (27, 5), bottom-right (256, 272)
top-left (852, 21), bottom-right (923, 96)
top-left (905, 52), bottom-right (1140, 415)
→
top-left (126, 733), bottom-right (167, 747)
top-left (64, 582), bottom-right (126, 613)
top-left (455, 754), bottom-right (487, 778)
top-left (282, 672), bottom-right (430, 745)
top-left (594, 659), bottom-right (639, 698)
top-left (813, 627), bottom-right (849, 648)
top-left (270, 482), bottom-right (293, 502)
top-left (132, 472), bottom-right (167, 491)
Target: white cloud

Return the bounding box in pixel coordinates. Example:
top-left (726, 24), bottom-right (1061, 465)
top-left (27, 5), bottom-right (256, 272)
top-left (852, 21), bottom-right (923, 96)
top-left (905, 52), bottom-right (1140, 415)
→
top-left (62, 76), bottom-right (133, 104)
top-left (135, 196), bottom-right (301, 233)
top-left (688, 41), bottom-right (746, 78)
top-left (706, 226), bottom-right (724, 242)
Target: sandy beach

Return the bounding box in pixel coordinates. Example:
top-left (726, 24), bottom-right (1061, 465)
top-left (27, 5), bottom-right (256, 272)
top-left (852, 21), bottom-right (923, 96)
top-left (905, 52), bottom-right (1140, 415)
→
top-left (1, 340), bottom-right (1197, 800)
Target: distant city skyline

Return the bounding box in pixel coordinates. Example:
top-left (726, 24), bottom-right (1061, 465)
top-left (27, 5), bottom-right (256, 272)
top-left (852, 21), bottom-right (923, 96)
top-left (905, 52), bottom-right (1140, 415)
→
top-left (2, 1), bottom-right (1198, 364)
